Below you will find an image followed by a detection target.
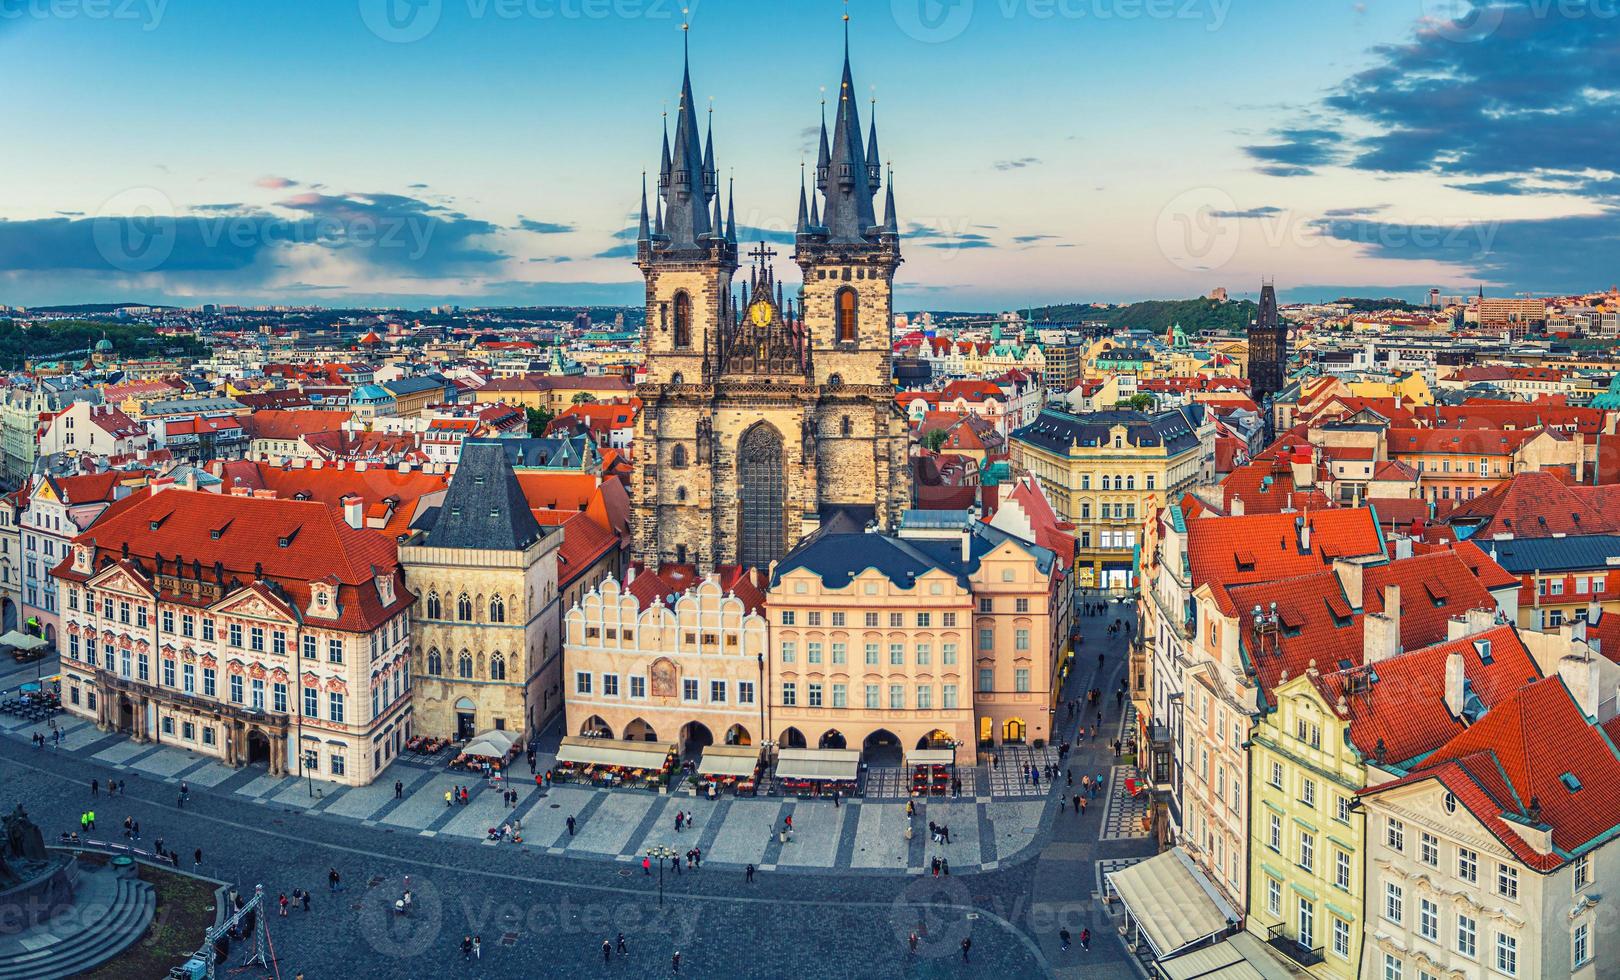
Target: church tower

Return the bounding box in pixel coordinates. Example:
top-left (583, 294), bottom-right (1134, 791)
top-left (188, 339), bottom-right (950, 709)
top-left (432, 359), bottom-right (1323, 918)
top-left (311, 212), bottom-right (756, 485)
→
top-left (1247, 280), bottom-right (1288, 411)
top-left (630, 22), bottom-right (911, 575)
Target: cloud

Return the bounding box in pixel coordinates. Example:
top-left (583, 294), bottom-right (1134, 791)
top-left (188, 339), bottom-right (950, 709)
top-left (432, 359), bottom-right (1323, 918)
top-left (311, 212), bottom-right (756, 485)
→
top-left (1321, 205), bottom-right (1388, 218)
top-left (593, 243), bottom-right (639, 260)
top-left (923, 240), bottom-right (994, 249)
top-left (1447, 179), bottom-right (1528, 196)
top-left (1242, 127), bottom-right (1345, 176)
top-left (1209, 206), bottom-right (1284, 219)
top-left (255, 176), bottom-right (299, 190)
top-left (515, 218), bottom-right (576, 235)
top-left (993, 157), bottom-right (1041, 171)
top-left (1012, 234), bottom-right (1057, 244)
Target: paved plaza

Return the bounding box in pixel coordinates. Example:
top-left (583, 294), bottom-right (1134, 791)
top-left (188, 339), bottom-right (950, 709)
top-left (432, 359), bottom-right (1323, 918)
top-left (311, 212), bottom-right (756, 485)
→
top-left (0, 599), bottom-right (1155, 977)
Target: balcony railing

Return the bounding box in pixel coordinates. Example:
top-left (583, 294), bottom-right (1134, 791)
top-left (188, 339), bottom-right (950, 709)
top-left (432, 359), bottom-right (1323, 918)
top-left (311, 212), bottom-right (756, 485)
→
top-left (1265, 922), bottom-right (1325, 967)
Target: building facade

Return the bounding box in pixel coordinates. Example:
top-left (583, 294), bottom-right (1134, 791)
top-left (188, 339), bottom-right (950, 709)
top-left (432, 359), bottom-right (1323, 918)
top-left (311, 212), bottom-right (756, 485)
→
top-left (629, 42), bottom-right (910, 572)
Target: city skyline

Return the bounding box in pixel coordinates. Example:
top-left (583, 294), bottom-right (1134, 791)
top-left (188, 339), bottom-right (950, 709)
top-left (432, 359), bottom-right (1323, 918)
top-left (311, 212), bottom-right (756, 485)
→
top-left (2, 0), bottom-right (1616, 310)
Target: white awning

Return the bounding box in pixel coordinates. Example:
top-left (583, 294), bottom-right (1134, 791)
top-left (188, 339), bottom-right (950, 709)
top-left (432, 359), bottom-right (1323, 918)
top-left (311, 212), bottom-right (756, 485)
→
top-left (473, 729), bottom-right (518, 754)
top-left (906, 748), bottom-right (957, 766)
top-left (696, 744), bottom-right (762, 778)
top-left (460, 739), bottom-right (508, 759)
top-left (555, 736), bottom-right (673, 770)
top-left (0, 631), bottom-right (47, 651)
top-left (1106, 847), bottom-right (1239, 961)
top-left (774, 747), bottom-right (861, 781)
top-left (1160, 931), bottom-right (1298, 980)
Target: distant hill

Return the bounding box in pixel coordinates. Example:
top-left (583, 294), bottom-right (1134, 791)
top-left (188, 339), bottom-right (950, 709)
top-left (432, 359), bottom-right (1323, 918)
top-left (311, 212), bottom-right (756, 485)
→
top-left (23, 303), bottom-right (177, 315)
top-left (0, 319), bottom-right (207, 371)
top-left (1018, 298), bottom-right (1261, 336)
top-left (1331, 296), bottom-right (1423, 313)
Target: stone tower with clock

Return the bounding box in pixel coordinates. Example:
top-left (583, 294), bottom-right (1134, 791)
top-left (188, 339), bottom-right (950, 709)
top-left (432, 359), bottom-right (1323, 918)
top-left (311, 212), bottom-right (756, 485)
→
top-left (631, 33), bottom-right (911, 574)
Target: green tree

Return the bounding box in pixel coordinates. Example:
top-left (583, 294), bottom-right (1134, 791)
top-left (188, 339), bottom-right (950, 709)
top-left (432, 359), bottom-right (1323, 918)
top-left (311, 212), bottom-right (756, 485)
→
top-left (525, 406), bottom-right (555, 437)
top-left (571, 392), bottom-right (597, 406)
top-left (923, 428), bottom-right (950, 453)
top-left (1124, 393), bottom-right (1156, 411)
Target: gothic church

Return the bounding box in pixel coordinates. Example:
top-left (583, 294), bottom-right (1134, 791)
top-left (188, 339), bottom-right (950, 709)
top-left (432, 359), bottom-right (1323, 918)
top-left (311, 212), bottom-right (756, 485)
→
top-left (630, 31), bottom-right (911, 573)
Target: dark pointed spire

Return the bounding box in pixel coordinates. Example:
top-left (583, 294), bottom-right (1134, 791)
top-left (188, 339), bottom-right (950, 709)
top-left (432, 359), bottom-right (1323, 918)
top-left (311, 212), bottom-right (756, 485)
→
top-left (866, 98), bottom-right (882, 188)
top-left (725, 176), bottom-right (737, 244)
top-left (661, 20), bottom-right (713, 248)
top-left (654, 193), bottom-right (664, 237)
top-left (638, 172), bottom-right (650, 243)
top-left (703, 101), bottom-right (717, 194)
top-left (810, 190), bottom-right (821, 231)
top-left (659, 109), bottom-right (671, 186)
top-left (882, 168), bottom-right (898, 236)
top-left (796, 162), bottom-right (810, 235)
top-left (819, 13), bottom-right (879, 243)
top-left (815, 97), bottom-right (831, 191)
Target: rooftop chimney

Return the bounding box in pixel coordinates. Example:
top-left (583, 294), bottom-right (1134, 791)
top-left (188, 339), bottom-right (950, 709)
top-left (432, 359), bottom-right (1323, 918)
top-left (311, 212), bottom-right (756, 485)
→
top-left (1557, 654), bottom-right (1601, 721)
top-left (1297, 515), bottom-right (1311, 553)
top-left (1331, 558), bottom-right (1364, 611)
top-left (1229, 495), bottom-right (1244, 517)
top-left (341, 494), bottom-right (363, 529)
top-left (1363, 584), bottom-right (1402, 663)
top-left (1443, 650), bottom-right (1465, 718)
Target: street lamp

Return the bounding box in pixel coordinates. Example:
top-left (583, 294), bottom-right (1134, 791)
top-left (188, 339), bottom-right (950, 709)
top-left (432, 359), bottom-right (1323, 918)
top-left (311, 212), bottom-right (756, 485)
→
top-left (645, 844), bottom-right (677, 906)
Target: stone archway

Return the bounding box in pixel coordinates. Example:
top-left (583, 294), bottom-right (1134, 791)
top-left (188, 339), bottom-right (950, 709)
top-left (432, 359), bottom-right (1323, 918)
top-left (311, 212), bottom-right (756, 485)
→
top-left (862, 729), bottom-right (901, 766)
top-left (580, 715), bottom-right (613, 738)
top-left (819, 729), bottom-right (847, 750)
top-left (723, 724), bottom-right (751, 746)
top-left (778, 726), bottom-right (807, 749)
top-left (246, 729), bottom-right (272, 767)
top-left (917, 729), bottom-right (952, 750)
top-left (625, 718), bottom-right (658, 742)
top-left (680, 721), bottom-right (714, 758)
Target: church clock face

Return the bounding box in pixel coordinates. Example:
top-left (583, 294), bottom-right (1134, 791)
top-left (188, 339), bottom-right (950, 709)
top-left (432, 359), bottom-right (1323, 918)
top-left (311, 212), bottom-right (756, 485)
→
top-left (749, 299), bottom-right (773, 328)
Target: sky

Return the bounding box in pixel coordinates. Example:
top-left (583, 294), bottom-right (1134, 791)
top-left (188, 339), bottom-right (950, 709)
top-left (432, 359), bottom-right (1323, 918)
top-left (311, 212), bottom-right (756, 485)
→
top-left (1, 0), bottom-right (1617, 311)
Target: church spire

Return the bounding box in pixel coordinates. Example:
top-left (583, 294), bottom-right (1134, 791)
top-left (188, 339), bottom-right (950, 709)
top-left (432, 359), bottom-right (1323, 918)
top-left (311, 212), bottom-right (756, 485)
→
top-left (725, 176), bottom-right (737, 244)
top-left (866, 98), bottom-right (882, 189)
top-left (637, 172), bottom-right (650, 243)
top-left (815, 97), bottom-right (831, 192)
top-left (661, 19), bottom-right (713, 248)
top-left (819, 10), bottom-right (879, 243)
top-left (796, 163), bottom-right (810, 235)
top-left (882, 168), bottom-right (898, 237)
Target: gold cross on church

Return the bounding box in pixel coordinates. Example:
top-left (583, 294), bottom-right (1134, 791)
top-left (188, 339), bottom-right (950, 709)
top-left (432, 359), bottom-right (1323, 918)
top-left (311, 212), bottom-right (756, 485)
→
top-left (747, 241), bottom-right (776, 263)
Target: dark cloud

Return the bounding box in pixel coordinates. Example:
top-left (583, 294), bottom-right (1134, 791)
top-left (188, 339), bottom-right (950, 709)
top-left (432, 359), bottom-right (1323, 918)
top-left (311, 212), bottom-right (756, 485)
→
top-left (1012, 234), bottom-right (1057, 244)
top-left (1242, 128), bottom-right (1345, 176)
top-left (1321, 205), bottom-right (1389, 218)
top-left (515, 218), bottom-right (576, 234)
top-left (593, 243), bottom-right (639, 260)
top-left (993, 157), bottom-right (1041, 171)
top-left (1448, 179), bottom-right (1528, 196)
top-left (1209, 206), bottom-right (1284, 219)
top-left (923, 240), bottom-right (994, 250)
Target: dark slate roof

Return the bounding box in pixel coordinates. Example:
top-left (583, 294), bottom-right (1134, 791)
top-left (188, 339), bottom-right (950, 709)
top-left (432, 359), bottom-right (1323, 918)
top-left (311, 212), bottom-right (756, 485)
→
top-left (1479, 534), bottom-right (1620, 575)
top-left (421, 441), bottom-right (546, 551)
top-left (473, 436), bottom-right (597, 470)
top-left (1011, 407), bottom-right (1201, 456)
top-left (772, 532), bottom-right (970, 590)
top-left (383, 375), bottom-right (450, 397)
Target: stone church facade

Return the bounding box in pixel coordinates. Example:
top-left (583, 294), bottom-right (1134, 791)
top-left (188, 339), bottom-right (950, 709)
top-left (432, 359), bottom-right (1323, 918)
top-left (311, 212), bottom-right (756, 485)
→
top-left (630, 39), bottom-right (911, 573)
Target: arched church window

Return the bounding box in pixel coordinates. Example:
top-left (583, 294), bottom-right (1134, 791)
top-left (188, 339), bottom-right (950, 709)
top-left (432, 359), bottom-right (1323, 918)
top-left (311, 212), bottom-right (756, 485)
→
top-left (456, 593), bottom-right (472, 622)
top-left (676, 486), bottom-right (688, 503)
top-left (836, 289), bottom-right (858, 343)
top-left (426, 591), bottom-right (441, 619)
top-left (426, 648), bottom-right (442, 675)
top-left (457, 651), bottom-right (473, 679)
top-left (672, 444), bottom-right (687, 468)
top-left (674, 291), bottom-right (692, 349)
top-left (489, 653), bottom-right (506, 681)
top-left (841, 416), bottom-right (853, 437)
top-left (489, 595), bottom-right (505, 623)
top-left (828, 373), bottom-right (843, 387)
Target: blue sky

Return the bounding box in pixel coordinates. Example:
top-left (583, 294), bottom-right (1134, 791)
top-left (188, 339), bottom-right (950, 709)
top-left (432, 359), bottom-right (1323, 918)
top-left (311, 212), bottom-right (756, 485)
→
top-left (2, 0), bottom-right (1616, 310)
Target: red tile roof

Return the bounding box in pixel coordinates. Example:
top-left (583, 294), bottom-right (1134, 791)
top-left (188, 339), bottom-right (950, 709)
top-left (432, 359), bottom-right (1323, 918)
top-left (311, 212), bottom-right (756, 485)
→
top-left (625, 563), bottom-right (768, 614)
top-left (243, 409), bottom-right (354, 442)
top-left (1387, 427), bottom-right (1543, 456)
top-left (1220, 458), bottom-right (1333, 515)
top-left (534, 510), bottom-right (621, 589)
top-left (1185, 508), bottom-right (1383, 615)
top-left (214, 461), bottom-right (450, 540)
top-left (1447, 471), bottom-right (1619, 538)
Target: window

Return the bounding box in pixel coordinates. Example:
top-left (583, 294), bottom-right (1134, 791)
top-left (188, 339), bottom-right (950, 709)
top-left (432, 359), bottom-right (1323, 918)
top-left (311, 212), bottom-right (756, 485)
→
top-left (273, 682), bottom-right (287, 713)
top-left (863, 643), bottom-right (878, 666)
top-left (1384, 881), bottom-right (1403, 924)
top-left (889, 684), bottom-right (904, 709)
top-left (864, 612), bottom-right (878, 627)
top-left (941, 612), bottom-right (956, 627)
top-left (673, 290), bottom-right (692, 348)
top-left (456, 594), bottom-right (472, 621)
top-left (709, 680), bottom-right (726, 703)
top-left (1266, 877), bottom-right (1281, 916)
top-left (942, 642), bottom-right (957, 665)
top-left (1269, 761), bottom-right (1284, 789)
top-left (426, 592), bottom-right (440, 618)
top-left (228, 623), bottom-right (243, 647)
top-left (1299, 831), bottom-right (1314, 872)
top-left (272, 631), bottom-right (286, 656)
top-left (1496, 864), bottom-right (1518, 900)
top-left (162, 658), bottom-right (175, 688)
top-left (836, 288), bottom-right (857, 343)
top-left (942, 684), bottom-right (958, 709)
top-left (915, 612), bottom-right (931, 628)
top-left (1494, 933), bottom-right (1517, 976)
top-left (250, 626), bottom-right (264, 652)
top-left (202, 667), bottom-right (216, 698)
top-left (807, 683), bottom-right (822, 708)
top-left (161, 610), bottom-right (174, 633)
top-left (889, 644), bottom-right (904, 666)
top-left (328, 639), bottom-right (343, 664)
top-left (182, 614), bottom-right (194, 638)
top-left (303, 686), bottom-right (317, 718)
top-left (915, 643), bottom-right (930, 665)
top-left (1458, 847), bottom-right (1478, 883)
top-left (682, 679), bottom-right (698, 702)
top-left (916, 685), bottom-right (932, 709)
top-left (489, 595), bottom-right (505, 623)
top-left (807, 611), bottom-right (822, 627)
top-left (1574, 854), bottom-right (1590, 891)
top-left (1574, 922), bottom-right (1590, 968)
top-left (1457, 914), bottom-right (1477, 958)
top-left (978, 667), bottom-right (994, 692)
top-left (781, 682), bottom-right (797, 706)
top-left (1382, 953), bottom-right (1403, 980)
top-left (1336, 849), bottom-right (1351, 889)
top-left (1332, 917), bottom-right (1350, 958)
top-left (229, 674), bottom-right (244, 704)
top-left (457, 652), bottom-right (472, 679)
top-left (201, 726), bottom-right (214, 746)
top-left (978, 597), bottom-right (993, 613)
top-left (202, 619), bottom-right (214, 642)
top-left (864, 684), bottom-right (879, 709)
top-left (1301, 777), bottom-right (1316, 807)
top-left (807, 642), bottom-right (822, 665)
top-left (1014, 628), bottom-right (1030, 651)
top-left (1268, 814), bottom-right (1281, 851)
top-left (489, 654), bottom-right (506, 680)
top-left (1386, 817), bottom-right (1405, 852)
top-left (780, 641), bottom-right (795, 663)
top-left (1014, 668), bottom-right (1030, 692)
top-left (1420, 832), bottom-right (1438, 867)
top-left (978, 627), bottom-right (994, 651)
top-left (600, 674), bottom-right (619, 697)
top-left (628, 675), bottom-right (646, 699)
top-left (1419, 899), bottom-right (1438, 941)
top-left (737, 681), bottom-right (753, 704)
top-left (575, 671), bottom-right (592, 695)
top-left (831, 642), bottom-right (846, 665)
top-left (330, 753), bottom-right (345, 777)
top-left (1336, 795), bottom-right (1351, 822)
top-left (830, 612), bottom-right (845, 627)
top-left (831, 683), bottom-right (846, 708)
top-left (328, 691), bottom-right (344, 724)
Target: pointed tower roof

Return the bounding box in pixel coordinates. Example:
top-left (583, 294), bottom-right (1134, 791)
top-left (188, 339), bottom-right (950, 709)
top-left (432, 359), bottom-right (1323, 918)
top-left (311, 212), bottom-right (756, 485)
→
top-left (725, 177), bottom-right (737, 244)
top-left (423, 441), bottom-right (544, 551)
top-left (659, 111), bottom-right (671, 183)
top-left (819, 18), bottom-right (879, 243)
top-left (796, 164), bottom-right (811, 234)
top-left (866, 99), bottom-right (883, 184)
top-left (882, 169), bottom-right (899, 236)
top-left (660, 26), bottom-right (713, 249)
top-left (637, 173), bottom-right (651, 243)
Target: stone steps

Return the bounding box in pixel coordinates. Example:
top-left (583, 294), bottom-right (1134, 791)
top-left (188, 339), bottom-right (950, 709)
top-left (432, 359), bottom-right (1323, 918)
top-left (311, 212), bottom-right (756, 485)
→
top-left (0, 874), bottom-right (155, 980)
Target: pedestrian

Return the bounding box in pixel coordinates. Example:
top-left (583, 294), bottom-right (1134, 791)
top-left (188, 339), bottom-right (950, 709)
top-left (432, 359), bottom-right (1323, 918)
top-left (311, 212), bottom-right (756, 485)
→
top-left (567, 815), bottom-right (576, 836)
top-left (118, 780), bottom-right (125, 795)
top-left (473, 936), bottom-right (482, 960)
top-left (1073, 793), bottom-right (1081, 813)
top-left (675, 810), bottom-right (684, 833)
top-left (908, 932), bottom-right (919, 953)
top-left (328, 868), bottom-right (339, 891)
top-left (301, 890), bottom-right (310, 912)
top-left (445, 789), bottom-right (452, 807)
top-left (395, 780), bottom-right (403, 799)
top-left (931, 856), bottom-right (940, 877)
top-left (180, 781), bottom-right (189, 802)
top-left (745, 863), bottom-right (755, 883)
top-left (194, 848), bottom-right (202, 868)
top-left (123, 816), bottom-right (132, 839)
top-left (603, 939), bottom-right (612, 963)
top-left (617, 932), bottom-right (627, 957)
top-left (961, 938), bottom-right (972, 962)
top-left (672, 950), bottom-right (681, 973)
top-left (832, 790), bottom-right (840, 808)
top-left (1080, 927), bottom-right (1091, 951)
top-left (1079, 795), bottom-right (1088, 815)
top-left (905, 800), bottom-right (915, 818)
top-left (642, 856), bottom-right (651, 876)
top-left (278, 893), bottom-right (288, 917)
top-left (1066, 769), bottom-right (1073, 787)
top-left (461, 935), bottom-right (473, 960)
top-left (131, 819), bottom-right (139, 840)
top-left (1060, 927), bottom-right (1072, 951)
top-left (91, 779), bottom-right (98, 797)
top-left (784, 814), bottom-right (792, 832)
top-left (941, 858), bottom-right (950, 876)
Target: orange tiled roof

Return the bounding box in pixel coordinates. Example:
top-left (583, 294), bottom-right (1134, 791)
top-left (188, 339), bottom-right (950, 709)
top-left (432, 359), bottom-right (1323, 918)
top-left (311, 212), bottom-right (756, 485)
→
top-left (1185, 508), bottom-right (1383, 615)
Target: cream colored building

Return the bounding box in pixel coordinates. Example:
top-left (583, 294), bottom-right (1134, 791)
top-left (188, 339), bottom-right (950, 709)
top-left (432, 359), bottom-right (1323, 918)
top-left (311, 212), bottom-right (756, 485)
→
top-left (562, 569), bottom-right (769, 752)
top-left (402, 443), bottom-right (563, 739)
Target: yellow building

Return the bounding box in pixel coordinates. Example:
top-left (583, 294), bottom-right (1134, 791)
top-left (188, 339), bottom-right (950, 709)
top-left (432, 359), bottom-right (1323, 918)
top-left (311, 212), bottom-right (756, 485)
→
top-left (1010, 407), bottom-right (1210, 590)
top-left (1345, 371), bottom-right (1433, 407)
